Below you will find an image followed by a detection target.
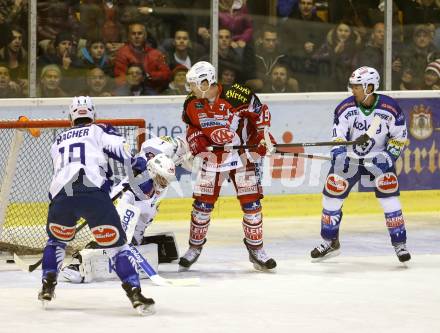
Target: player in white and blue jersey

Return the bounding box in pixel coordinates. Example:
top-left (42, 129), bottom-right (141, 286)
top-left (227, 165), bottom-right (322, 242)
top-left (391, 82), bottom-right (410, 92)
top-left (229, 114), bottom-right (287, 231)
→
top-left (310, 67), bottom-right (411, 263)
top-left (38, 96), bottom-right (155, 315)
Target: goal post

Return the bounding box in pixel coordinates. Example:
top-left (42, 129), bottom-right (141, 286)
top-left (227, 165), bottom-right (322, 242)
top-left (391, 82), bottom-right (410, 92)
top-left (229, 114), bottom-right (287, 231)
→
top-left (0, 118), bottom-right (146, 255)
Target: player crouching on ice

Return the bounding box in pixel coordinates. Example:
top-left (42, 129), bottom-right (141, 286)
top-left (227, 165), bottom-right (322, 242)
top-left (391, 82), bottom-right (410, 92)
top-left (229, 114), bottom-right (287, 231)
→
top-left (61, 135), bottom-right (193, 284)
top-left (39, 96), bottom-right (155, 315)
top-left (178, 61), bottom-right (277, 272)
top-left (311, 66), bottom-right (411, 263)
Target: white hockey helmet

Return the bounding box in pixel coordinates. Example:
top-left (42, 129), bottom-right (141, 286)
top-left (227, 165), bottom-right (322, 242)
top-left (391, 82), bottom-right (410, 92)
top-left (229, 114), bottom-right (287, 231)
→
top-left (186, 61), bottom-right (217, 92)
top-left (69, 96), bottom-right (95, 123)
top-left (147, 153), bottom-right (176, 189)
top-left (349, 66), bottom-right (380, 94)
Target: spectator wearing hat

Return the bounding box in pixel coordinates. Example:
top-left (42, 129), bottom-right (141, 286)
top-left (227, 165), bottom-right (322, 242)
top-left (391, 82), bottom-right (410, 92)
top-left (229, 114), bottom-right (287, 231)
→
top-left (422, 59), bottom-right (440, 89)
top-left (37, 64), bottom-right (67, 97)
top-left (163, 64), bottom-right (189, 95)
top-left (114, 22), bottom-right (171, 94)
top-left (398, 24), bottom-right (439, 89)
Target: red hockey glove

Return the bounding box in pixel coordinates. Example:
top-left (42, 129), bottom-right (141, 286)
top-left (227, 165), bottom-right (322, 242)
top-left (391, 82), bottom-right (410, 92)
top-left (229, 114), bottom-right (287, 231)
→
top-left (255, 130), bottom-right (276, 156)
top-left (187, 128), bottom-right (210, 156)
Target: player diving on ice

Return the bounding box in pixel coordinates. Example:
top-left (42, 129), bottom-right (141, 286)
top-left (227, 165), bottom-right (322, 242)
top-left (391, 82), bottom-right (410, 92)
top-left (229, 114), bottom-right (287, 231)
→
top-left (39, 96), bottom-right (156, 315)
top-left (61, 135), bottom-right (194, 284)
top-left (311, 66), bottom-right (411, 263)
top-left (178, 61), bottom-right (277, 272)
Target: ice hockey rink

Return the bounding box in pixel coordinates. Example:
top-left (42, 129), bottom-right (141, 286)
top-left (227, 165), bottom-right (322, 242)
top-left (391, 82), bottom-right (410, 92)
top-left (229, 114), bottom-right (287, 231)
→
top-left (0, 211), bottom-right (439, 333)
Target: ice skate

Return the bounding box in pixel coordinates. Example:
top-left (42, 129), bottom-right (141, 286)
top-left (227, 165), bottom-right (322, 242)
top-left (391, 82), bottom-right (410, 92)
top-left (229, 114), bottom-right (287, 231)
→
top-left (393, 242), bottom-right (411, 263)
top-left (243, 239), bottom-right (277, 271)
top-left (122, 283), bottom-right (155, 316)
top-left (38, 271), bottom-right (57, 307)
top-left (178, 245), bottom-right (203, 271)
top-left (311, 239), bottom-right (341, 262)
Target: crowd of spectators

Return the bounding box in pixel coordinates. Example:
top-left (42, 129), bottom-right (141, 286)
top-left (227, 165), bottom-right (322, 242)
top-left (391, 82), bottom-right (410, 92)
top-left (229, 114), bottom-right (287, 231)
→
top-left (0, 0), bottom-right (439, 98)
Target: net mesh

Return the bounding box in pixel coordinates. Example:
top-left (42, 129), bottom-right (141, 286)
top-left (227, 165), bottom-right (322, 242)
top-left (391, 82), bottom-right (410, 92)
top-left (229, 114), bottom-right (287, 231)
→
top-left (0, 120), bottom-right (144, 255)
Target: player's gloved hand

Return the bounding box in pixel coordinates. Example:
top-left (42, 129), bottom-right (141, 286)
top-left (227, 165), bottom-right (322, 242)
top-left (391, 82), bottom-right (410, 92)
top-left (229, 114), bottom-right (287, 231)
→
top-left (187, 131), bottom-right (210, 156)
top-left (372, 150), bottom-right (394, 173)
top-left (255, 131), bottom-right (276, 156)
top-left (131, 157), bottom-right (147, 174)
top-left (330, 145), bottom-right (347, 167)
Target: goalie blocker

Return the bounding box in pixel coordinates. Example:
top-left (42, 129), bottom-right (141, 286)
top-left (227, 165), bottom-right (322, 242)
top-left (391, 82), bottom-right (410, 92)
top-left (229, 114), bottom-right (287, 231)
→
top-left (61, 232), bottom-right (179, 283)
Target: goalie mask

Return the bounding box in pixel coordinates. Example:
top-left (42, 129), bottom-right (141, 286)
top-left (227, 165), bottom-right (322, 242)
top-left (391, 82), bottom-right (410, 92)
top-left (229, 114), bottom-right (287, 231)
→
top-left (69, 96), bottom-right (96, 123)
top-left (348, 66), bottom-right (380, 102)
top-left (147, 153), bottom-right (176, 189)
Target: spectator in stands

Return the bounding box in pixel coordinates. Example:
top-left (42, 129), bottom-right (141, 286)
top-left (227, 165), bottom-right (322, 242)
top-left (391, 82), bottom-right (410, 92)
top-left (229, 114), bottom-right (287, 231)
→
top-left (114, 63), bottom-right (152, 96)
top-left (261, 63), bottom-right (299, 93)
top-left (398, 0), bottom-right (440, 26)
top-left (37, 0), bottom-right (79, 42)
top-left (356, 22), bottom-right (384, 73)
top-left (0, 0), bottom-right (27, 47)
top-left (219, 0), bottom-right (254, 52)
top-left (114, 22), bottom-right (171, 94)
top-left (217, 27), bottom-right (243, 80)
top-left (314, 22), bottom-right (362, 91)
top-left (161, 28), bottom-right (203, 70)
top-left (246, 24), bottom-right (288, 91)
top-left (399, 24), bottom-right (438, 89)
top-left (0, 65), bottom-right (22, 97)
top-left (163, 64), bottom-right (190, 95)
top-left (76, 39), bottom-right (114, 77)
top-left (0, 26), bottom-right (28, 93)
top-left (219, 66), bottom-right (237, 86)
top-left (38, 31), bottom-right (82, 93)
top-left (79, 67), bottom-right (113, 97)
top-left (37, 64), bottom-right (67, 97)
top-left (280, 0), bottom-right (326, 91)
top-left (422, 59), bottom-right (440, 89)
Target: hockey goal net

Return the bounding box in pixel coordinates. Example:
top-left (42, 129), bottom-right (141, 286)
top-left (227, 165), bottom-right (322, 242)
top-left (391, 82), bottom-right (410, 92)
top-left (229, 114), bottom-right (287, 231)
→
top-left (0, 118), bottom-right (145, 255)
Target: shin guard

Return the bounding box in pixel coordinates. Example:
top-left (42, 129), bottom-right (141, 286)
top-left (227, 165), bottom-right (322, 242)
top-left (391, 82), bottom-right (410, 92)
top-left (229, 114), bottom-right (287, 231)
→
top-left (385, 210), bottom-right (407, 244)
top-left (242, 201), bottom-right (263, 249)
top-left (108, 244), bottom-right (140, 288)
top-left (189, 201), bottom-right (213, 247)
top-left (320, 209), bottom-right (343, 240)
top-left (42, 239), bottom-right (66, 278)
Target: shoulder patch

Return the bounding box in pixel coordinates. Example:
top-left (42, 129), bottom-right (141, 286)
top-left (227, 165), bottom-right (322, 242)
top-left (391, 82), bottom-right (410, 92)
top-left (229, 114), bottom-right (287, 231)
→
top-left (335, 96), bottom-right (356, 117)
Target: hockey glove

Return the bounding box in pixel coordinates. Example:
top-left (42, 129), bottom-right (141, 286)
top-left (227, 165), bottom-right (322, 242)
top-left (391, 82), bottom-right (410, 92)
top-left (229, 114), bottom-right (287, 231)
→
top-left (131, 157), bottom-right (147, 174)
top-left (255, 131), bottom-right (276, 156)
top-left (187, 129), bottom-right (210, 156)
top-left (372, 150), bottom-right (394, 173)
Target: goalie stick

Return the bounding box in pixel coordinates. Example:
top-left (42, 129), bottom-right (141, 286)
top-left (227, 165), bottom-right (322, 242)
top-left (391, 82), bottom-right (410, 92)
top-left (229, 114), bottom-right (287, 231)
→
top-left (207, 115), bottom-right (382, 152)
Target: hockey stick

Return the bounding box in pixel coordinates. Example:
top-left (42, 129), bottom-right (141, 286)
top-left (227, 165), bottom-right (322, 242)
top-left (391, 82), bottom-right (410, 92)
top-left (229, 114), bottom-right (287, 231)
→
top-left (273, 151), bottom-right (374, 168)
top-left (207, 116), bottom-right (382, 152)
top-left (128, 244), bottom-right (200, 287)
top-left (14, 185), bottom-right (132, 273)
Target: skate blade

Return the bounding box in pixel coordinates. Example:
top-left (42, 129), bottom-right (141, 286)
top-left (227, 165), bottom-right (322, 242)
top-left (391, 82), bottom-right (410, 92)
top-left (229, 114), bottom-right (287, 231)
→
top-left (178, 265), bottom-right (190, 272)
top-left (311, 250), bottom-right (341, 263)
top-left (252, 263), bottom-right (277, 273)
top-left (40, 300), bottom-right (50, 309)
top-left (136, 304), bottom-right (155, 316)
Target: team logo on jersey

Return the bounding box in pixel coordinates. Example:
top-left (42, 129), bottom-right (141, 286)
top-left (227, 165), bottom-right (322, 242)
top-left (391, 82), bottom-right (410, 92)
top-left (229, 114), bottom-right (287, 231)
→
top-left (353, 138), bottom-right (375, 156)
top-left (325, 174), bottom-right (349, 196)
top-left (409, 104), bottom-right (434, 140)
top-left (210, 128), bottom-right (235, 144)
top-left (48, 223), bottom-right (76, 241)
top-left (91, 225), bottom-right (120, 246)
top-left (375, 172), bottom-right (398, 194)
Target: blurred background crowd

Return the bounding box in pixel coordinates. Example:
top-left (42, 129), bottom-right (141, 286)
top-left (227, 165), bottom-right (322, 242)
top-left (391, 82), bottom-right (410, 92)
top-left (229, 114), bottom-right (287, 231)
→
top-left (0, 0), bottom-right (439, 98)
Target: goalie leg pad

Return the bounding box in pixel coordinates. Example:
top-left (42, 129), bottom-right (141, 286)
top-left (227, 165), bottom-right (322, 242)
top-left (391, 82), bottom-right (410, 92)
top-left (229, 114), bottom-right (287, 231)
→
top-left (78, 244), bottom-right (158, 283)
top-left (241, 200), bottom-right (263, 249)
top-left (42, 238), bottom-right (66, 278)
top-left (189, 200), bottom-right (213, 247)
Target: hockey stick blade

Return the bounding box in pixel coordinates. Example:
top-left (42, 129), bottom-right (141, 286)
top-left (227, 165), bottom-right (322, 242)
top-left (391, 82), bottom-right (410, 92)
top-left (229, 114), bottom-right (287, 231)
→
top-left (149, 274), bottom-right (201, 287)
top-left (13, 253), bottom-right (37, 272)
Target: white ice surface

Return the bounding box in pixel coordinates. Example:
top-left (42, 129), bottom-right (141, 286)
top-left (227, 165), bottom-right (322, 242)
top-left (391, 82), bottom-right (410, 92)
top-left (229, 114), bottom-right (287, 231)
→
top-left (0, 214), bottom-right (439, 333)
